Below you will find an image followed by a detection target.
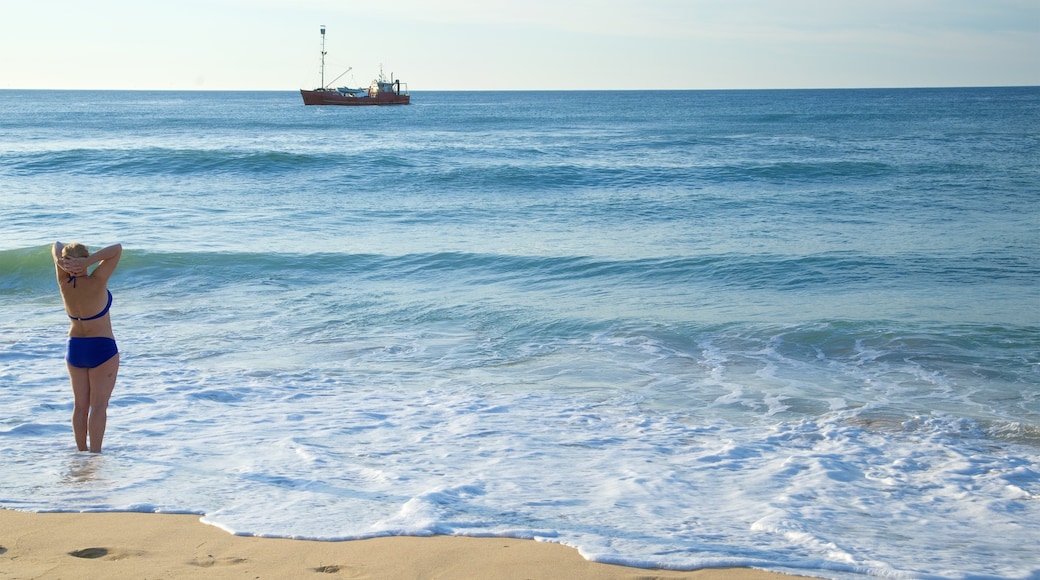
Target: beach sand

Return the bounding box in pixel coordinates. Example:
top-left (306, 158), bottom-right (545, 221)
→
top-left (0, 509), bottom-right (809, 579)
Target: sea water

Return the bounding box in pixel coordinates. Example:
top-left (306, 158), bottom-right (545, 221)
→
top-left (1, 88), bottom-right (1038, 579)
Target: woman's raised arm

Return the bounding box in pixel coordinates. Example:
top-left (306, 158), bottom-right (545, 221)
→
top-left (87, 244), bottom-right (123, 283)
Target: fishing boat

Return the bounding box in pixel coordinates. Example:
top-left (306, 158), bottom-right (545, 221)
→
top-left (300, 25), bottom-right (410, 106)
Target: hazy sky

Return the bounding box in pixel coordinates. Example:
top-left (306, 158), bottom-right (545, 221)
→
top-left (2, 0), bottom-right (1037, 90)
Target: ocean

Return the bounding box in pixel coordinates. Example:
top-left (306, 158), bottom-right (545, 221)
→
top-left (1, 87), bottom-right (1038, 579)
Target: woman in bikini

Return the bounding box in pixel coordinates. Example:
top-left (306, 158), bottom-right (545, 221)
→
top-left (53, 241), bottom-right (122, 453)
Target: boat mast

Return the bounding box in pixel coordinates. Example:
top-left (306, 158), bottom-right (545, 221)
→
top-left (319, 25), bottom-right (327, 90)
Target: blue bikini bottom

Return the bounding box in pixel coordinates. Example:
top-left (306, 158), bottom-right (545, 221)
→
top-left (66, 337), bottom-right (119, 369)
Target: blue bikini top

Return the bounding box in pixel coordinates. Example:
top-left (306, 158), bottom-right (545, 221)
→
top-left (67, 289), bottom-right (113, 321)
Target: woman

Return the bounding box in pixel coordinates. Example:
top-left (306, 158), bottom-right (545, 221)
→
top-left (52, 241), bottom-right (122, 453)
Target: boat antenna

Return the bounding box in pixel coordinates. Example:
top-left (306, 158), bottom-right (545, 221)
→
top-left (319, 25), bottom-right (327, 90)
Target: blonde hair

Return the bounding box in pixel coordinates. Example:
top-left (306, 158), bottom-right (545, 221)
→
top-left (62, 242), bottom-right (89, 259)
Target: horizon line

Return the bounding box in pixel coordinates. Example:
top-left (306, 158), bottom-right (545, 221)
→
top-left (2, 84), bottom-right (1038, 93)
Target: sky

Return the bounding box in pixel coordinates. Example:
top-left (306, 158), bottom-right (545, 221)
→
top-left (1, 0), bottom-right (1037, 90)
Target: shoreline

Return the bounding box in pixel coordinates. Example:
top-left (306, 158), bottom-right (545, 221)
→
top-left (1, 509), bottom-right (810, 579)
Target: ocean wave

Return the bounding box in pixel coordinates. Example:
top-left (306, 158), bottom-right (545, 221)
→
top-left (2, 147), bottom-right (910, 190)
top-left (701, 160), bottom-right (895, 182)
top-left (2, 147), bottom-right (336, 178)
top-left (0, 246), bottom-right (54, 293)
top-left (5, 245), bottom-right (1038, 297)
top-left (391, 159), bottom-right (903, 191)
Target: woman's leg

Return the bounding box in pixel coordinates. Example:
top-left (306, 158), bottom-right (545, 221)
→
top-left (86, 353), bottom-right (119, 453)
top-left (67, 364), bottom-right (91, 452)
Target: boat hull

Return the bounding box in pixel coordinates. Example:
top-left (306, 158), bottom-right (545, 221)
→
top-left (300, 89), bottom-right (410, 106)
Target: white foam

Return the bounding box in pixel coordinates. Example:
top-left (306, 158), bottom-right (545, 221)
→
top-left (5, 342), bottom-right (1039, 579)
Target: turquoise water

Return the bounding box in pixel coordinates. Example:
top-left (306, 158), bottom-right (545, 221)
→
top-left (1, 88), bottom-right (1038, 579)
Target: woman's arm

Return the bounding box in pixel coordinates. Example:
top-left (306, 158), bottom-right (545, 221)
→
top-left (86, 244), bottom-right (122, 283)
top-left (52, 241), bottom-right (65, 261)
top-left (53, 241), bottom-right (66, 281)
top-left (84, 244), bottom-right (121, 267)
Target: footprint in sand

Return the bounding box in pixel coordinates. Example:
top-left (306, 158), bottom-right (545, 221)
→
top-left (315, 563), bottom-right (363, 575)
top-left (69, 547), bottom-right (109, 559)
top-left (68, 547), bottom-right (144, 560)
top-left (190, 554), bottom-right (249, 567)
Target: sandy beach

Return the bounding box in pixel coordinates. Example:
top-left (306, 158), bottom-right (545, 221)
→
top-left (0, 509), bottom-right (810, 579)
